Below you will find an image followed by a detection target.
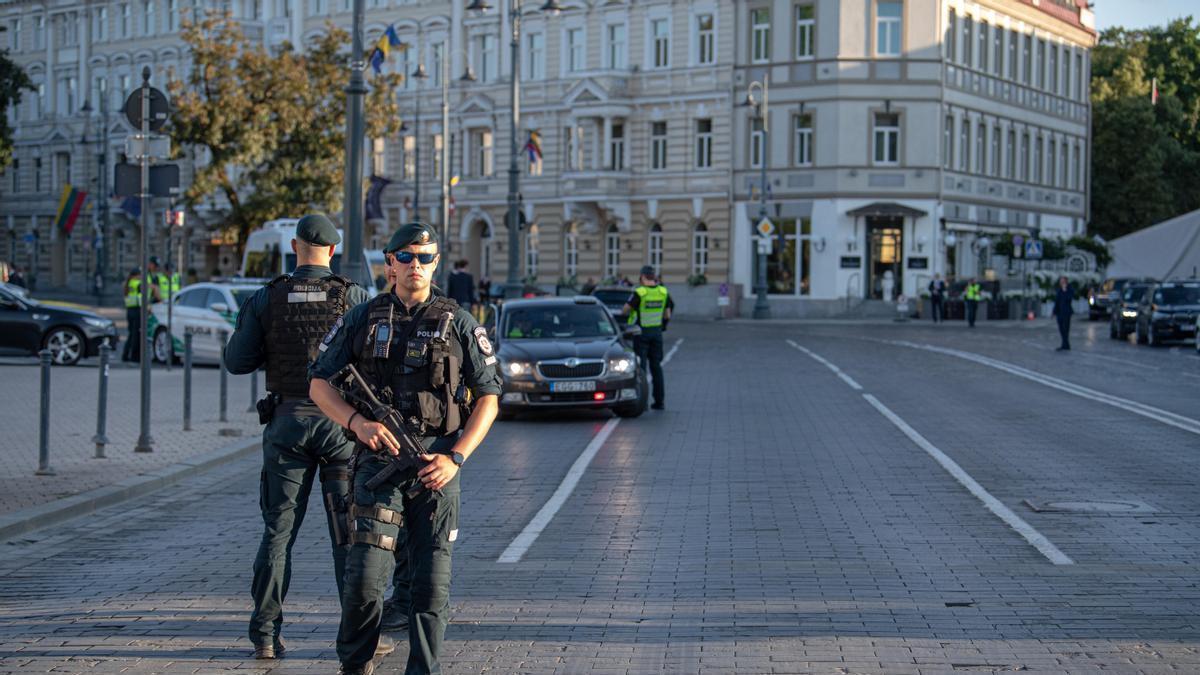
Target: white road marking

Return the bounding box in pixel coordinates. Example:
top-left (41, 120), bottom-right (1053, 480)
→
top-left (862, 394), bottom-right (1075, 566)
top-left (786, 340), bottom-right (863, 390)
top-left (498, 336), bottom-right (684, 564)
top-left (885, 340), bottom-right (1200, 437)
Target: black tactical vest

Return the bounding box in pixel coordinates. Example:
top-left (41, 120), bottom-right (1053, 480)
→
top-left (264, 273), bottom-right (352, 398)
top-left (354, 294), bottom-right (468, 437)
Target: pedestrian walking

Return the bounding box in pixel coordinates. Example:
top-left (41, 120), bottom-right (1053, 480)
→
top-left (447, 259), bottom-right (477, 309)
top-left (622, 265), bottom-right (672, 411)
top-left (221, 214), bottom-right (377, 660)
top-left (964, 277), bottom-right (982, 328)
top-left (8, 264), bottom-right (26, 289)
top-left (309, 221), bottom-right (502, 675)
top-left (1053, 275), bottom-right (1074, 351)
top-left (928, 274), bottom-right (946, 323)
top-left (121, 268), bottom-right (144, 362)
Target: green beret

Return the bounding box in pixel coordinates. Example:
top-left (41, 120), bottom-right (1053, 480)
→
top-left (384, 222), bottom-right (439, 253)
top-left (295, 214), bottom-right (341, 246)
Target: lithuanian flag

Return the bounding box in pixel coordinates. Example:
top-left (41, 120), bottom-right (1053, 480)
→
top-left (54, 184), bottom-right (87, 235)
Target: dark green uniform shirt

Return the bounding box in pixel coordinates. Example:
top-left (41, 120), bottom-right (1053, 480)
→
top-left (308, 292), bottom-right (502, 446)
top-left (225, 264), bottom-right (372, 376)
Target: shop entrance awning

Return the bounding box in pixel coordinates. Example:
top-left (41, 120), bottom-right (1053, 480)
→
top-left (846, 202), bottom-right (928, 218)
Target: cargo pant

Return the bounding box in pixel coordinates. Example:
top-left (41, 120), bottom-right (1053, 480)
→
top-left (337, 456), bottom-right (459, 674)
top-left (635, 328), bottom-right (665, 406)
top-left (248, 414), bottom-right (354, 647)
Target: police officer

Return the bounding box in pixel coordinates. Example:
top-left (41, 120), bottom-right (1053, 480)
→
top-left (222, 214), bottom-right (379, 660)
top-left (309, 222), bottom-right (501, 675)
top-left (965, 277), bottom-right (982, 328)
top-left (622, 265), bottom-right (672, 410)
top-left (122, 268), bottom-right (144, 362)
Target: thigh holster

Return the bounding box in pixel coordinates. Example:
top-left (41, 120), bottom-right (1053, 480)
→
top-left (347, 504), bottom-right (404, 551)
top-left (321, 461), bottom-right (354, 546)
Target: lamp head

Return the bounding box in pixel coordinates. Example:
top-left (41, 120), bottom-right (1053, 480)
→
top-left (539, 0), bottom-right (564, 13)
top-left (466, 0), bottom-right (492, 12)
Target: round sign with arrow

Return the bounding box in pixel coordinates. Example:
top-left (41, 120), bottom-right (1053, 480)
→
top-left (124, 87), bottom-right (171, 133)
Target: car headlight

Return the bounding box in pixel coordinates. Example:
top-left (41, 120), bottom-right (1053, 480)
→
top-left (504, 361), bottom-right (533, 376)
top-left (608, 357), bottom-right (635, 374)
top-left (84, 317), bottom-right (113, 329)
top-left (1122, 310), bottom-right (1138, 318)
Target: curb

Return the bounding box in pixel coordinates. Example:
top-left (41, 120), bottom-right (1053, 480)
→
top-left (0, 436), bottom-right (261, 542)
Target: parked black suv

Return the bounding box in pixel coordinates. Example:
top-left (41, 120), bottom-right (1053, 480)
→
top-left (1135, 280), bottom-right (1200, 346)
top-left (1109, 281), bottom-right (1154, 340)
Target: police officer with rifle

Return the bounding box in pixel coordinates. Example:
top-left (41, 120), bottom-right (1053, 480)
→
top-left (309, 222), bottom-right (501, 675)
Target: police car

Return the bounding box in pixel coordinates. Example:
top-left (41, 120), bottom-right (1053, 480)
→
top-left (148, 282), bottom-right (262, 364)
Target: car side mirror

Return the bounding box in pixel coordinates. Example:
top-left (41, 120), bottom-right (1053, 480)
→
top-left (210, 302), bottom-right (230, 314)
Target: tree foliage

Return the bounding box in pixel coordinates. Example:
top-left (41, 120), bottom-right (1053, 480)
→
top-left (168, 12), bottom-right (402, 251)
top-left (1091, 18), bottom-right (1200, 240)
top-left (0, 48), bottom-right (34, 170)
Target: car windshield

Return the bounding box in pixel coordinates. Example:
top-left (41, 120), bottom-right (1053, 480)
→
top-left (1123, 285), bottom-right (1150, 302)
top-left (1157, 285), bottom-right (1200, 305)
top-left (592, 290), bottom-right (630, 308)
top-left (503, 305), bottom-right (617, 339)
top-left (230, 289), bottom-right (257, 308)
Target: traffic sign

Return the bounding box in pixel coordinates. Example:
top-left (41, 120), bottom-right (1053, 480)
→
top-left (756, 236), bottom-right (772, 255)
top-left (125, 135), bottom-right (171, 161)
top-left (1012, 234), bottom-right (1024, 258)
top-left (1025, 239), bottom-right (1043, 260)
top-left (124, 87), bottom-right (170, 132)
top-left (756, 217), bottom-right (774, 237)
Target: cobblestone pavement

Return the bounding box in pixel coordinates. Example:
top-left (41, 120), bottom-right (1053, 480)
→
top-left (0, 318), bottom-right (1198, 674)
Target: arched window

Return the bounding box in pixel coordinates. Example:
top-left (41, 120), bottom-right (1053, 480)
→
top-left (524, 223), bottom-right (539, 278)
top-left (692, 223), bottom-right (709, 276)
top-left (647, 223), bottom-right (663, 274)
top-left (563, 223), bottom-right (578, 277)
top-left (604, 224), bottom-right (620, 279)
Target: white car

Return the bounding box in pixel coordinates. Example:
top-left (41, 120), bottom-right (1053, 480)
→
top-left (148, 282), bottom-right (263, 364)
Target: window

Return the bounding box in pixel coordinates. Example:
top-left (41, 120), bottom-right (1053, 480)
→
top-left (973, 122), bottom-right (985, 174)
top-left (10, 19), bottom-right (21, 52)
top-left (10, 159), bottom-right (18, 193)
top-left (873, 112), bottom-right (899, 165)
top-left (606, 23), bottom-right (626, 70)
top-left (526, 32), bottom-right (544, 80)
top-left (91, 76), bottom-right (107, 111)
top-left (525, 224), bottom-right (539, 277)
top-left (605, 225), bottom-right (620, 279)
top-left (961, 15), bottom-right (972, 67)
top-left (34, 157), bottom-right (42, 192)
top-left (1008, 30), bottom-right (1017, 78)
top-left (876, 1), bottom-right (902, 57)
top-left (167, 0), bottom-right (177, 32)
top-left (650, 121), bottom-right (668, 171)
top-left (372, 138), bottom-right (386, 176)
top-left (402, 135), bottom-right (415, 180)
top-left (978, 20), bottom-right (988, 72)
top-left (1073, 143), bottom-right (1082, 190)
top-left (795, 4), bottom-right (814, 59)
top-left (58, 75), bottom-right (77, 115)
top-left (477, 34), bottom-right (496, 82)
top-left (1006, 129), bottom-right (1015, 179)
top-left (794, 114), bottom-right (812, 166)
top-left (34, 15), bottom-right (44, 49)
top-left (696, 14), bottom-right (714, 65)
top-left (749, 117), bottom-right (764, 169)
top-left (91, 9), bottom-right (107, 42)
top-left (1034, 134), bottom-right (1043, 183)
top-left (651, 18), bottom-right (670, 68)
top-left (768, 218), bottom-right (812, 295)
top-left (142, 0), bottom-right (154, 35)
top-left (993, 23), bottom-right (1002, 74)
top-left (1062, 48), bottom-right (1071, 98)
top-left (750, 8), bottom-right (770, 64)
top-left (610, 123), bottom-right (625, 170)
top-left (397, 47), bottom-right (411, 89)
top-left (36, 82), bottom-right (45, 117)
top-left (564, 125), bottom-right (582, 171)
top-left (1020, 131), bottom-right (1030, 181)
top-left (430, 41), bottom-right (444, 86)
top-left (991, 124), bottom-right (1000, 176)
top-left (946, 8), bottom-right (956, 60)
top-left (1022, 34), bottom-right (1032, 84)
top-left (1060, 139), bottom-right (1069, 188)
top-left (119, 4), bottom-right (130, 38)
top-left (691, 223), bottom-right (708, 276)
top-left (566, 27), bottom-right (584, 72)
top-left (564, 224), bottom-right (579, 277)
top-left (1048, 138), bottom-right (1057, 186)
top-left (695, 118), bottom-right (712, 168)
top-left (312, 0), bottom-right (325, 14)
top-left (1049, 44), bottom-right (1059, 93)
top-left (647, 224), bottom-right (663, 273)
top-left (943, 115), bottom-right (953, 169)
top-left (959, 120), bottom-right (969, 171)
top-left (1075, 53), bottom-right (1084, 100)
top-left (1035, 38), bottom-right (1044, 89)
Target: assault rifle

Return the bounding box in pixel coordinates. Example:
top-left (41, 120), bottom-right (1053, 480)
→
top-left (328, 363), bottom-right (428, 496)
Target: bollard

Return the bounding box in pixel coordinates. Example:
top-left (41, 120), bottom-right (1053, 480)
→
top-left (35, 350), bottom-right (55, 476)
top-left (218, 331), bottom-right (228, 423)
top-left (91, 343), bottom-right (111, 458)
top-left (183, 332), bottom-right (193, 431)
top-left (247, 368), bottom-right (258, 413)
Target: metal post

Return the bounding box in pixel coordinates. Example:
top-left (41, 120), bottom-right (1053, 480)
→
top-left (414, 73), bottom-right (422, 215)
top-left (247, 368), bottom-right (258, 412)
top-left (98, 96), bottom-right (110, 303)
top-left (504, 0), bottom-right (523, 299)
top-left (183, 332), bottom-right (193, 431)
top-left (341, 0), bottom-right (367, 287)
top-left (752, 75), bottom-right (771, 320)
top-left (35, 350), bottom-right (55, 475)
top-left (165, 231), bottom-right (173, 373)
top-left (439, 45), bottom-right (451, 290)
top-left (92, 343), bottom-right (111, 458)
top-left (134, 67), bottom-right (155, 453)
top-left (218, 331), bottom-right (228, 423)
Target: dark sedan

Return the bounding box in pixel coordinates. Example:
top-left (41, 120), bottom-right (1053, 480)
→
top-left (590, 285), bottom-right (633, 323)
top-left (1109, 282), bottom-right (1153, 340)
top-left (1135, 280), bottom-right (1200, 346)
top-left (1090, 277), bottom-right (1150, 320)
top-left (492, 296), bottom-right (648, 419)
top-left (0, 285), bottom-right (118, 365)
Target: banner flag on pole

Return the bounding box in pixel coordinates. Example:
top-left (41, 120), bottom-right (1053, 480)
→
top-left (54, 184), bottom-right (88, 235)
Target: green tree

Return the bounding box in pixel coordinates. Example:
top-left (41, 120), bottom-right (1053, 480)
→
top-left (0, 48), bottom-right (34, 170)
top-left (168, 12), bottom-right (403, 252)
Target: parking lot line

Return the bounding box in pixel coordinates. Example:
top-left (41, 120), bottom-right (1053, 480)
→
top-left (786, 339), bottom-right (863, 390)
top-left (887, 340), bottom-right (1200, 437)
top-left (497, 337), bottom-right (684, 564)
top-left (862, 394), bottom-right (1075, 566)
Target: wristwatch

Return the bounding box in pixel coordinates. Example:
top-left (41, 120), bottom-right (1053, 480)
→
top-left (449, 451), bottom-right (466, 467)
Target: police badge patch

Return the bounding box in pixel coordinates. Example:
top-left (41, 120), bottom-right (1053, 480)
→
top-left (472, 326), bottom-right (494, 356)
top-left (318, 316), bottom-right (344, 352)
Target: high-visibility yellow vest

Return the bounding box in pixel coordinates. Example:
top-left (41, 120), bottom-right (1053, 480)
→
top-left (965, 283), bottom-right (982, 301)
top-left (629, 285), bottom-right (669, 328)
top-left (125, 278), bottom-right (143, 308)
top-left (155, 272), bottom-right (181, 297)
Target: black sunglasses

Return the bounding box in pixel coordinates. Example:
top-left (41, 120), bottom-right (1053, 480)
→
top-left (392, 251), bottom-right (439, 265)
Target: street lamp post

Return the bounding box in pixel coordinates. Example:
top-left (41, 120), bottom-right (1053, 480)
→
top-left (342, 0), bottom-right (367, 288)
top-left (411, 61), bottom-right (429, 216)
top-left (466, 0), bottom-right (562, 299)
top-left (746, 74), bottom-right (771, 319)
top-left (439, 47), bottom-right (477, 289)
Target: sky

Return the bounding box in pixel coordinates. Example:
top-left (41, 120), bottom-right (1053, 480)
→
top-left (1094, 0), bottom-right (1197, 31)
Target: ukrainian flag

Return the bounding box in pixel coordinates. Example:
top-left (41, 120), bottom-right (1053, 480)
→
top-left (54, 184), bottom-right (88, 236)
top-left (370, 25), bottom-right (406, 75)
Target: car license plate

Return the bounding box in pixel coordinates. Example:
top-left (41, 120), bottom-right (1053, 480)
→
top-left (551, 380), bottom-right (595, 393)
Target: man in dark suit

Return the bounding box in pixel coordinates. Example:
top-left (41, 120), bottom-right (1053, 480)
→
top-left (1053, 275), bottom-right (1074, 351)
top-left (447, 259), bottom-right (477, 309)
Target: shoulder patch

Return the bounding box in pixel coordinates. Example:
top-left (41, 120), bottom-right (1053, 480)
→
top-left (472, 325), bottom-right (494, 356)
top-left (318, 316), bottom-right (344, 352)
